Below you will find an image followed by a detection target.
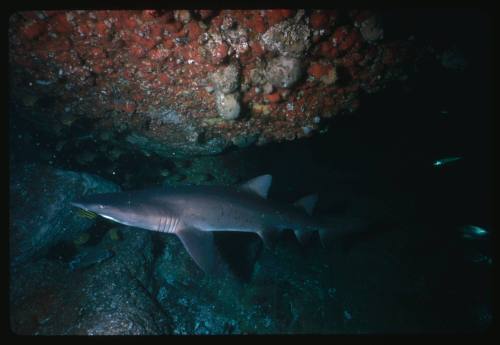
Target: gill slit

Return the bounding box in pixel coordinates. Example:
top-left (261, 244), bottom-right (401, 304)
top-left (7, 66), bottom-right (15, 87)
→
top-left (174, 218), bottom-right (179, 233)
top-left (160, 217), bottom-right (168, 233)
top-left (173, 218), bottom-right (179, 233)
top-left (164, 216), bottom-right (170, 233)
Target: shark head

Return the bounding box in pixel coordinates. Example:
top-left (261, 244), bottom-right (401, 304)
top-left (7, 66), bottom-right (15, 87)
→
top-left (70, 190), bottom-right (177, 232)
top-left (71, 192), bottom-right (133, 223)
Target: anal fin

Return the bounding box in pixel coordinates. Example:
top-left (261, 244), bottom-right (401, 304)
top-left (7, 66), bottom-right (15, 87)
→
top-left (176, 228), bottom-right (225, 275)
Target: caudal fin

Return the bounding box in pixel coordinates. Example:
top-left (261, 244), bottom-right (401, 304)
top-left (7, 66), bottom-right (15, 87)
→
top-left (176, 228), bottom-right (226, 274)
top-left (318, 216), bottom-right (368, 247)
top-left (318, 216), bottom-right (401, 248)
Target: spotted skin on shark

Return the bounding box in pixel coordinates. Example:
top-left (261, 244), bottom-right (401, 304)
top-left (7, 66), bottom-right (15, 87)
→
top-left (71, 175), bottom-right (347, 274)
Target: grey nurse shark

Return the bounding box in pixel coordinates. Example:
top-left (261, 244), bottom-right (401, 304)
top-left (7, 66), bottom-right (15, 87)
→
top-left (71, 174), bottom-right (354, 274)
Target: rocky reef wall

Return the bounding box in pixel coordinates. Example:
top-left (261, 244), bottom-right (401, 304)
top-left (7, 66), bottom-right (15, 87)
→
top-left (9, 9), bottom-right (415, 157)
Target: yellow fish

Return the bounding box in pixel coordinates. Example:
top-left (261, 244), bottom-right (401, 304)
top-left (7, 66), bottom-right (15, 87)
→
top-left (76, 209), bottom-right (97, 219)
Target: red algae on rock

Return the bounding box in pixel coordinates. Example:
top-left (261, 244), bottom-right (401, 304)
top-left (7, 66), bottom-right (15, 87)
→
top-left (310, 12), bottom-right (329, 30)
top-left (9, 9), bottom-right (415, 157)
top-left (265, 92), bottom-right (281, 104)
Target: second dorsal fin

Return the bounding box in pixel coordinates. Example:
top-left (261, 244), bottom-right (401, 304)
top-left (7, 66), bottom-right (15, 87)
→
top-left (294, 194), bottom-right (318, 215)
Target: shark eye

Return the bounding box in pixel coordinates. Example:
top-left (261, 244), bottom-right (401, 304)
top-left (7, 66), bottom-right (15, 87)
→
top-left (98, 205), bottom-right (104, 209)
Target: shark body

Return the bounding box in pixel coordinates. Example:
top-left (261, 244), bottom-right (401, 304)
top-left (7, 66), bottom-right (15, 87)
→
top-left (71, 175), bottom-right (332, 274)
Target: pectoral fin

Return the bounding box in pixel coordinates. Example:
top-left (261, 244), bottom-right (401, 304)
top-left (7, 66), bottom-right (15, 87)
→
top-left (176, 228), bottom-right (225, 274)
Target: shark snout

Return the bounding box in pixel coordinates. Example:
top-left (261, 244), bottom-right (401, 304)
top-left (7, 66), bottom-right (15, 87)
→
top-left (71, 201), bottom-right (95, 214)
top-left (70, 197), bottom-right (100, 212)
top-left (70, 201), bottom-right (87, 210)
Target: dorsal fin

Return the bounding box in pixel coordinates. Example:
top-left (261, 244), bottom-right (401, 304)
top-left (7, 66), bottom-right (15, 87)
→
top-left (294, 194), bottom-right (318, 215)
top-left (240, 174), bottom-right (272, 199)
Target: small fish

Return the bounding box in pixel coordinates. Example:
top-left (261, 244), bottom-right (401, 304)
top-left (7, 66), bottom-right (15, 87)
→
top-left (433, 156), bottom-right (463, 167)
top-left (467, 252), bottom-right (492, 265)
top-left (461, 225), bottom-right (489, 239)
top-left (76, 209), bottom-right (97, 219)
top-left (343, 310), bottom-right (352, 320)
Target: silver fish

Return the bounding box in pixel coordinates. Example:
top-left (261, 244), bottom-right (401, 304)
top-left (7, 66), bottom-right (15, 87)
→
top-left (460, 225), bottom-right (489, 240)
top-left (433, 156), bottom-right (463, 167)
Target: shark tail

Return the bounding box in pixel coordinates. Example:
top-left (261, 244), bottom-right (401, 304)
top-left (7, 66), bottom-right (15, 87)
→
top-left (292, 193), bottom-right (374, 247)
top-left (318, 216), bottom-right (368, 247)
